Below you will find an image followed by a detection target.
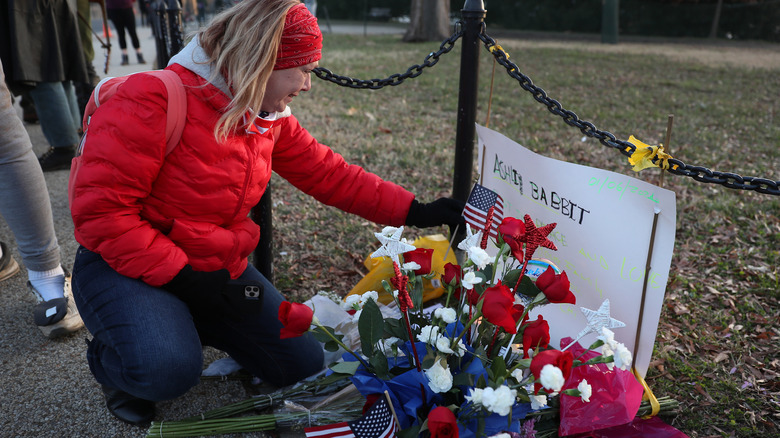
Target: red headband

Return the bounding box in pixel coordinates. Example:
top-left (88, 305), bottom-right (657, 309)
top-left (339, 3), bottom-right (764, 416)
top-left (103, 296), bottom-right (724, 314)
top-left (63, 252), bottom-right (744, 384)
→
top-left (274, 3), bottom-right (322, 70)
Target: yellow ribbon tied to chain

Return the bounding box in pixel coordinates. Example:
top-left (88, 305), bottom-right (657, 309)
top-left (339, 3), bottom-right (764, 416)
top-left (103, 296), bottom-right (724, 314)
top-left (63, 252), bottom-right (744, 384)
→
top-left (626, 136), bottom-right (676, 172)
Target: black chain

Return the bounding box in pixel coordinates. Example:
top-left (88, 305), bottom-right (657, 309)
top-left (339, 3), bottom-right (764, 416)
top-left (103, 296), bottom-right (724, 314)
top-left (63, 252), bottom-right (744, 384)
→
top-left (313, 28), bottom-right (463, 89)
top-left (479, 32), bottom-right (780, 196)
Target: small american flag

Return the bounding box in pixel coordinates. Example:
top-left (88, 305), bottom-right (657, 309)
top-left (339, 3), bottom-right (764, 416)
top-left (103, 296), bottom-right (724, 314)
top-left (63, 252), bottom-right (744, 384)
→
top-left (463, 183), bottom-right (504, 238)
top-left (304, 396), bottom-right (398, 438)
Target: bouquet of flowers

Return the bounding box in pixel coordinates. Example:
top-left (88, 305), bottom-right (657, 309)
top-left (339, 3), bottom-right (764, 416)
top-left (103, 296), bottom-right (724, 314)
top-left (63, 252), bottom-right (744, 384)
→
top-left (278, 211), bottom-right (657, 437)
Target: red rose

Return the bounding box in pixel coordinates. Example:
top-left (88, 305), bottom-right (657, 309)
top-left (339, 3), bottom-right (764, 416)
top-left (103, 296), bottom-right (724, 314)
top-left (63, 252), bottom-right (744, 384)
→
top-left (428, 406), bottom-right (459, 438)
top-left (498, 217), bottom-right (526, 263)
top-left (535, 266), bottom-right (576, 305)
top-left (480, 282), bottom-right (518, 334)
top-left (530, 349), bottom-right (574, 393)
top-left (443, 263), bottom-right (462, 288)
top-left (278, 301), bottom-right (313, 339)
top-left (510, 303), bottom-right (529, 326)
top-left (403, 247), bottom-right (434, 275)
top-left (522, 315), bottom-right (550, 358)
top-left (362, 394), bottom-right (381, 415)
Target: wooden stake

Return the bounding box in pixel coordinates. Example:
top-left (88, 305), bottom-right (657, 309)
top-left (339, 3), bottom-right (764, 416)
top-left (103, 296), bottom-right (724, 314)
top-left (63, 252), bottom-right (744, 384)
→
top-left (383, 390), bottom-right (402, 432)
top-left (660, 115), bottom-right (674, 188)
top-left (632, 209), bottom-right (661, 372)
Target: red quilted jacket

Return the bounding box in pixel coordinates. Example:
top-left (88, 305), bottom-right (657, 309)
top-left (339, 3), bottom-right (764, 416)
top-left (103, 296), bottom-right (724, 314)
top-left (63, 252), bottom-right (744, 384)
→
top-left (70, 63), bottom-right (414, 287)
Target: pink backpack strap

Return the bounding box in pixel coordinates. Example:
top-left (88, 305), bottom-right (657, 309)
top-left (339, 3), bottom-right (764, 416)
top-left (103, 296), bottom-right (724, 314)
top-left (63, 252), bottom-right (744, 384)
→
top-left (144, 70), bottom-right (187, 155)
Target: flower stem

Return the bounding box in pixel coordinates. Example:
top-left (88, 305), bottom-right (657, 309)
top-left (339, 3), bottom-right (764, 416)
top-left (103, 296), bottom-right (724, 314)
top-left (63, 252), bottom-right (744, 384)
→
top-left (312, 321), bottom-right (370, 370)
top-left (402, 310), bottom-right (422, 371)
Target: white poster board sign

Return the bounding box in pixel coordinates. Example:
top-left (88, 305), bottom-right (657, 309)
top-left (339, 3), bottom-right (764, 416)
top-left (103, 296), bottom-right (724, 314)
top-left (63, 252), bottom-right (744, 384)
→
top-left (475, 124), bottom-right (676, 377)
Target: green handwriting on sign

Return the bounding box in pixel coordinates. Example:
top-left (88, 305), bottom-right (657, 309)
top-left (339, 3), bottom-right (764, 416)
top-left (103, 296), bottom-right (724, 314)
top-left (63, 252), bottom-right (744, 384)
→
top-left (588, 176), bottom-right (660, 203)
top-left (578, 248), bottom-right (666, 289)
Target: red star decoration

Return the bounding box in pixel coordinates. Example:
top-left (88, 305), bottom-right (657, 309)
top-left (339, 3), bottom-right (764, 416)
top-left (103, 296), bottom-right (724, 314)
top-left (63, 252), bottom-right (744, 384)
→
top-left (523, 214), bottom-right (558, 261)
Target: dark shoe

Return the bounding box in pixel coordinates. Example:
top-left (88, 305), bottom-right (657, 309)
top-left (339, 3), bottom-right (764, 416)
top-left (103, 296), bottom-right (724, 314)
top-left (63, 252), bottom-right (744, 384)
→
top-left (121, 54), bottom-right (130, 66)
top-left (137, 53), bottom-right (146, 64)
top-left (102, 385), bottom-right (155, 426)
top-left (38, 146), bottom-right (75, 172)
top-left (0, 242), bottom-right (20, 282)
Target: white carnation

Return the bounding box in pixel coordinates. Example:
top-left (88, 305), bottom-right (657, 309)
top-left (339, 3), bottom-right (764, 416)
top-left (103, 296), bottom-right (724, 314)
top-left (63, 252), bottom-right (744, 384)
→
top-left (613, 343), bottom-right (633, 370)
top-left (539, 364), bottom-right (565, 393)
top-left (425, 360), bottom-right (453, 393)
top-left (599, 327), bottom-right (617, 348)
top-left (510, 368), bottom-right (524, 383)
top-left (359, 291), bottom-right (379, 306)
top-left (480, 386), bottom-right (517, 416)
top-left (530, 393), bottom-right (548, 410)
top-left (489, 434), bottom-right (512, 438)
top-left (434, 307), bottom-right (457, 324)
top-left (465, 387), bottom-right (483, 405)
top-left (380, 226), bottom-right (400, 237)
top-left (417, 325), bottom-right (441, 344)
top-left (578, 379), bottom-right (592, 403)
top-left (342, 294), bottom-right (360, 310)
top-left (402, 261), bottom-right (421, 272)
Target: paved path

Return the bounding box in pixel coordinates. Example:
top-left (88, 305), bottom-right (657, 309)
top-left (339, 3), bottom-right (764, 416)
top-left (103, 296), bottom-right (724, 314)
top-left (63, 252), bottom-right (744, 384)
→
top-left (1, 11), bottom-right (403, 437)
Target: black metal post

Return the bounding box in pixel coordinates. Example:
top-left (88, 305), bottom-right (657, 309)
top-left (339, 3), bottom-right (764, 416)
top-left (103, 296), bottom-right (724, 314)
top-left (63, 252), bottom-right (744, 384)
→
top-left (152, 0), bottom-right (183, 68)
top-left (452, 0), bottom-right (486, 237)
top-left (252, 184), bottom-right (274, 282)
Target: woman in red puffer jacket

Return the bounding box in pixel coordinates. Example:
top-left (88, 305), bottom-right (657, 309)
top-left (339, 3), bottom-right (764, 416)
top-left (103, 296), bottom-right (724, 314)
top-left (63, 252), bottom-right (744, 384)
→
top-left (70, 0), bottom-right (464, 427)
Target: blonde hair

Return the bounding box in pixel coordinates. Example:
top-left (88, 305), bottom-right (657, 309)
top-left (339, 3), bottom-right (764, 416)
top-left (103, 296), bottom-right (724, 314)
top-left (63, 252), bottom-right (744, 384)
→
top-left (198, 0), bottom-right (301, 141)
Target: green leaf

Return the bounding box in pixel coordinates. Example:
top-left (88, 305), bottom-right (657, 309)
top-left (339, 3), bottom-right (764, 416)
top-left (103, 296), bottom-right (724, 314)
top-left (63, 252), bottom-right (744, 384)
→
top-left (453, 371), bottom-right (475, 387)
top-left (358, 299), bottom-right (385, 357)
top-left (491, 355), bottom-right (508, 381)
top-left (502, 268), bottom-right (523, 288)
top-left (384, 317), bottom-right (408, 341)
top-left (397, 425), bottom-right (421, 438)
top-left (312, 325), bottom-right (343, 344)
top-left (323, 340), bottom-right (341, 352)
top-left (516, 275), bottom-right (541, 298)
top-left (329, 361), bottom-right (360, 375)
top-left (369, 350), bottom-right (390, 379)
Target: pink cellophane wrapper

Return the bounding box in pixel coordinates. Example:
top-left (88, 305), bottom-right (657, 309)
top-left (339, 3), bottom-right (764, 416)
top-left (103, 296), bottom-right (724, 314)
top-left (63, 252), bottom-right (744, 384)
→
top-left (566, 416), bottom-right (690, 438)
top-left (558, 338), bottom-right (644, 436)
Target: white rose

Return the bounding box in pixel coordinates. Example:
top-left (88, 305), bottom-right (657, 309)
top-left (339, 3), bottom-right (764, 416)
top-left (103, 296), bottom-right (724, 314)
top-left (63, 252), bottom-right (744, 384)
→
top-left (467, 246), bottom-right (491, 269)
top-left (539, 364), bottom-right (565, 393)
top-left (578, 379), bottom-right (592, 403)
top-left (461, 271), bottom-right (483, 290)
top-left (434, 307), bottom-right (457, 324)
top-left (425, 359), bottom-right (453, 393)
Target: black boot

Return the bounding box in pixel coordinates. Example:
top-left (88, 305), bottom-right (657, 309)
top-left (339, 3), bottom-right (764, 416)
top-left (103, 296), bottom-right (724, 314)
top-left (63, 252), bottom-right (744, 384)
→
top-left (121, 54), bottom-right (130, 66)
top-left (137, 52), bottom-right (146, 64)
top-left (102, 385), bottom-right (155, 426)
top-left (37, 146), bottom-right (76, 172)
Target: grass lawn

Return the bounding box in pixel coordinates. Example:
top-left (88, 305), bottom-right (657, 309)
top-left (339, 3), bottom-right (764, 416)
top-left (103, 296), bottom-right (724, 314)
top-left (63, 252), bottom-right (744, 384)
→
top-left (269, 31), bottom-right (779, 437)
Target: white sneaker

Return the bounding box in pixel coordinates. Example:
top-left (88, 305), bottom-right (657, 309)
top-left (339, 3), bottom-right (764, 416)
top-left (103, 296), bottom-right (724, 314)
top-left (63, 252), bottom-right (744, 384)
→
top-left (28, 272), bottom-right (85, 339)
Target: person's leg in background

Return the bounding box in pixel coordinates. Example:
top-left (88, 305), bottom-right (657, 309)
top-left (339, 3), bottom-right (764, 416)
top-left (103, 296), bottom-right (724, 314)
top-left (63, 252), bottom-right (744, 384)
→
top-left (0, 61), bottom-right (84, 338)
top-left (107, 7), bottom-right (130, 65)
top-left (27, 81), bottom-right (82, 171)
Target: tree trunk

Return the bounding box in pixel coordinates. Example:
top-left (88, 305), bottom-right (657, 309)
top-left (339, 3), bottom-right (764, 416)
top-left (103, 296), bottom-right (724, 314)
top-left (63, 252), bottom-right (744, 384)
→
top-left (708, 0), bottom-right (724, 39)
top-left (403, 0), bottom-right (451, 42)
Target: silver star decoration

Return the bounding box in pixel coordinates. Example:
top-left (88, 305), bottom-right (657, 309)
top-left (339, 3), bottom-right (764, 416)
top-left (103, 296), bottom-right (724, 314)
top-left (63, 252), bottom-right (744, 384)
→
top-left (457, 223), bottom-right (482, 252)
top-left (371, 226), bottom-right (415, 265)
top-left (576, 299), bottom-right (626, 340)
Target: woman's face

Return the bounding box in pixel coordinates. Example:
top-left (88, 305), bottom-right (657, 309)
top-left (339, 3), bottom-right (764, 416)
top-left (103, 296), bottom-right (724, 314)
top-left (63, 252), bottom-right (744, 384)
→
top-left (260, 61), bottom-right (318, 113)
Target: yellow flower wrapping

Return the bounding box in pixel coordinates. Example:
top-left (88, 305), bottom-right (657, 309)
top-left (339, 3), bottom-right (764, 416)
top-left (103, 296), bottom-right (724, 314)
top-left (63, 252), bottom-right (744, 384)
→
top-left (626, 135), bottom-right (675, 171)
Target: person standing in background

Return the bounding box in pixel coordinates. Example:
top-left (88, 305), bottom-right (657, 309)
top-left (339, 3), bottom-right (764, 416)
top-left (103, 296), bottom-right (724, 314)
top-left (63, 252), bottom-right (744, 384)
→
top-left (106, 0), bottom-right (146, 65)
top-left (0, 0), bottom-right (90, 171)
top-left (0, 59), bottom-right (85, 339)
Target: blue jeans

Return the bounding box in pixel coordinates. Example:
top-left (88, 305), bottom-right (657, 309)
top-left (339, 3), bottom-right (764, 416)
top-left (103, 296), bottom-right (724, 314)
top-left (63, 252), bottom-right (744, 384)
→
top-left (27, 81), bottom-right (81, 148)
top-left (71, 247), bottom-right (324, 401)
